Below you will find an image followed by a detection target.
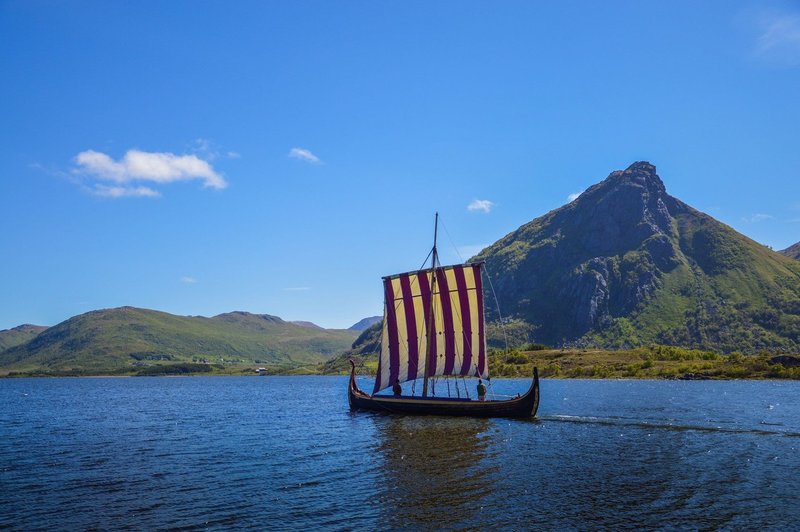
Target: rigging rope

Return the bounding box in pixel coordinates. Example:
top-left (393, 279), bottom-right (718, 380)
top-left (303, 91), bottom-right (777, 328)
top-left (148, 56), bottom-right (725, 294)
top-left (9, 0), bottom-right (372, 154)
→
top-left (483, 261), bottom-right (510, 354)
top-left (440, 219), bottom-right (464, 263)
top-left (418, 247), bottom-right (434, 271)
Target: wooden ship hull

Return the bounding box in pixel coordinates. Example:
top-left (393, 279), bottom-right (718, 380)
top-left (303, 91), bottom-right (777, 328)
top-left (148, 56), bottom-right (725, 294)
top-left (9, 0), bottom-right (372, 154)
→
top-left (348, 362), bottom-right (540, 418)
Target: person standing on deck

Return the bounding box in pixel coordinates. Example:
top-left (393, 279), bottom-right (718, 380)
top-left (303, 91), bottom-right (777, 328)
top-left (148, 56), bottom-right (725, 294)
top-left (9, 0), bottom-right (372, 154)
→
top-left (392, 379), bottom-right (402, 396)
top-left (477, 379), bottom-right (487, 401)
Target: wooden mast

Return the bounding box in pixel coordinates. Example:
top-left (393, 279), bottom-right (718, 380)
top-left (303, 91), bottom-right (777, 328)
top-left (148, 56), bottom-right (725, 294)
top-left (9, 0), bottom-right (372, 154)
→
top-left (422, 212), bottom-right (439, 398)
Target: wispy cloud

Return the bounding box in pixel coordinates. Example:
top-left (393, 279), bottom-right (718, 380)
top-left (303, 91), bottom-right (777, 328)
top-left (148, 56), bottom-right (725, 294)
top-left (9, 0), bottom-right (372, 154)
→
top-left (752, 10), bottom-right (800, 66)
top-left (180, 276), bottom-right (198, 284)
top-left (567, 190), bottom-right (583, 203)
top-left (284, 286), bottom-right (311, 291)
top-left (191, 138), bottom-right (240, 161)
top-left (288, 148), bottom-right (321, 164)
top-left (92, 184), bottom-right (161, 198)
top-left (73, 149), bottom-right (227, 198)
top-left (467, 199), bottom-right (495, 213)
top-left (742, 213), bottom-right (774, 223)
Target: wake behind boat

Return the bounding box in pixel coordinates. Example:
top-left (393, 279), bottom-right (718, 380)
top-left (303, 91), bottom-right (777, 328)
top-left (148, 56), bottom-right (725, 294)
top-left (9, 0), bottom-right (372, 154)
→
top-left (348, 214), bottom-right (540, 418)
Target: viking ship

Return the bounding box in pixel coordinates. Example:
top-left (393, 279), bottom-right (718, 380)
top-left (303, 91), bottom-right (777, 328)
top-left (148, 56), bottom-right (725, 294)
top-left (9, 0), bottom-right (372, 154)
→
top-left (348, 214), bottom-right (539, 418)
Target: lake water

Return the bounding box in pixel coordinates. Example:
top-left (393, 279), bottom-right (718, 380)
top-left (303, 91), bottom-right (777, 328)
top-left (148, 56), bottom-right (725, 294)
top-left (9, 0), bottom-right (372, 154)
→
top-left (1, 376), bottom-right (798, 530)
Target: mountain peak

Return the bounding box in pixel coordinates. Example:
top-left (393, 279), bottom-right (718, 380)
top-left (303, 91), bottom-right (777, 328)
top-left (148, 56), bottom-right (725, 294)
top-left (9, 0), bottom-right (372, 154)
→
top-left (623, 160), bottom-right (657, 175)
top-left (601, 161), bottom-right (665, 195)
top-left (563, 161), bottom-right (677, 257)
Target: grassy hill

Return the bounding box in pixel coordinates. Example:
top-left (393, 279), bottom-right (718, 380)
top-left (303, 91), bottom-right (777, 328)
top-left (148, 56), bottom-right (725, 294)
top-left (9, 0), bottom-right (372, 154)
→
top-left (321, 321), bottom-right (382, 374)
top-left (0, 307), bottom-right (357, 376)
top-left (0, 324), bottom-right (48, 352)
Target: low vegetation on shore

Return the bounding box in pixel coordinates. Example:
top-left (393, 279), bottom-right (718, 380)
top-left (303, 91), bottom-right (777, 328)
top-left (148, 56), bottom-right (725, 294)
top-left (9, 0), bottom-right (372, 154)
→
top-left (327, 344), bottom-right (800, 381)
top-left (4, 344), bottom-right (799, 379)
top-left (489, 344), bottom-right (800, 380)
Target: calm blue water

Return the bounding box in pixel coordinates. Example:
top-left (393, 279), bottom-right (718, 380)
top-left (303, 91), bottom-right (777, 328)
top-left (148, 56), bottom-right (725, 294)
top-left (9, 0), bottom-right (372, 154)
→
top-left (1, 376), bottom-right (798, 530)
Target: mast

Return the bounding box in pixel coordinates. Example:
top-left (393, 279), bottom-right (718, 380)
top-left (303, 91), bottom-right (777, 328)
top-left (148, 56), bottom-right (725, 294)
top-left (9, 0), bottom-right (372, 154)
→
top-left (422, 212), bottom-right (439, 398)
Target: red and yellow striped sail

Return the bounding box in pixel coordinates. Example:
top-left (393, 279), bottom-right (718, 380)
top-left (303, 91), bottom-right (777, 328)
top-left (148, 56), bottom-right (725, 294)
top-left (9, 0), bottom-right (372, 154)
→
top-left (374, 263), bottom-right (488, 394)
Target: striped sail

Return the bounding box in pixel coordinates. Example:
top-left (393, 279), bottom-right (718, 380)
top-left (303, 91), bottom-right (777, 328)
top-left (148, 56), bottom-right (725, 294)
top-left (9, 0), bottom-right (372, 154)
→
top-left (373, 263), bottom-right (488, 394)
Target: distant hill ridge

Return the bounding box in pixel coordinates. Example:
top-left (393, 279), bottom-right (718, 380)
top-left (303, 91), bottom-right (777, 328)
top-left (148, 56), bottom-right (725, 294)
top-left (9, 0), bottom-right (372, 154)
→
top-left (349, 316), bottom-right (381, 331)
top-left (473, 161), bottom-right (800, 353)
top-left (0, 307), bottom-right (357, 375)
top-left (0, 324), bottom-right (49, 352)
top-left (780, 242), bottom-right (800, 260)
top-left (291, 321), bottom-right (324, 330)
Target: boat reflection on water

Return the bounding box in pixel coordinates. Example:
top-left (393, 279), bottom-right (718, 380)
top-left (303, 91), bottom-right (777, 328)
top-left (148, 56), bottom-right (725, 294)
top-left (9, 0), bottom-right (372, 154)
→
top-left (372, 415), bottom-right (499, 529)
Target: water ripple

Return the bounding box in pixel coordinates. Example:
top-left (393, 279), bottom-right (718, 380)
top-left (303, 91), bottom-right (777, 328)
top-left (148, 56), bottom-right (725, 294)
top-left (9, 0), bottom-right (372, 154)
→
top-left (1, 376), bottom-right (799, 529)
top-left (543, 414), bottom-right (800, 437)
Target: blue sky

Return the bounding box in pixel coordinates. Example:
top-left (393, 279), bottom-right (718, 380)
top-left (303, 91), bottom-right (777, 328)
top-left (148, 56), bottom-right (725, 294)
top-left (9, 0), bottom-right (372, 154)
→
top-left (1, 0), bottom-right (799, 330)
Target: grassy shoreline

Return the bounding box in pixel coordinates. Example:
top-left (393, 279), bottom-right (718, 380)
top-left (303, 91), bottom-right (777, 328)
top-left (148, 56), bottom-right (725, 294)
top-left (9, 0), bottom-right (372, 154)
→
top-left (3, 346), bottom-right (800, 380)
top-left (323, 345), bottom-right (800, 381)
top-left (488, 347), bottom-right (800, 380)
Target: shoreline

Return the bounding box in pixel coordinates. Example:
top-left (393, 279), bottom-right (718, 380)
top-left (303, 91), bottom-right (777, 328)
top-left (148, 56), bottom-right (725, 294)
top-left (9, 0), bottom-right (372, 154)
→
top-left (3, 347), bottom-right (799, 381)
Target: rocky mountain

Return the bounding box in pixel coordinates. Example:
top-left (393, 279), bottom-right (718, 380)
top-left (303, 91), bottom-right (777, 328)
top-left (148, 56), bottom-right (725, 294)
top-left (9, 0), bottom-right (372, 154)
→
top-left (349, 316), bottom-right (382, 331)
top-left (0, 307), bottom-right (357, 375)
top-left (473, 162), bottom-right (800, 353)
top-left (0, 324), bottom-right (48, 352)
top-left (780, 242), bottom-right (800, 260)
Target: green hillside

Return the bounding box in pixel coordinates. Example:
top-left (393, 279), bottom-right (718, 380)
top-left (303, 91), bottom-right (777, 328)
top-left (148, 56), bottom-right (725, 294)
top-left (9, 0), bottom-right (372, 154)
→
top-left (0, 324), bottom-right (48, 352)
top-left (321, 321), bottom-right (382, 374)
top-left (473, 162), bottom-right (800, 353)
top-left (0, 307), bottom-right (357, 376)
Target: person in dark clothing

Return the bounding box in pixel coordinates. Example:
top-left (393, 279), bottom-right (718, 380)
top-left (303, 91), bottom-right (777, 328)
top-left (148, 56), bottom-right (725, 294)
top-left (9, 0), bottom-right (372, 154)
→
top-left (392, 379), bottom-right (402, 396)
top-left (477, 379), bottom-right (487, 401)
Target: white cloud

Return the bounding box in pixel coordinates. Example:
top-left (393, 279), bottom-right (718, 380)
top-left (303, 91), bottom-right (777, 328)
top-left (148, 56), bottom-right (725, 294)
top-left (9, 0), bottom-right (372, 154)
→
top-left (567, 190), bottom-right (583, 203)
top-left (288, 148), bottom-right (321, 164)
top-left (284, 286), bottom-right (311, 291)
top-left (91, 184), bottom-right (161, 198)
top-left (753, 11), bottom-right (800, 66)
top-left (467, 199), bottom-right (495, 213)
top-left (74, 149), bottom-right (227, 193)
top-left (180, 276), bottom-right (198, 284)
top-left (742, 213), bottom-right (774, 223)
